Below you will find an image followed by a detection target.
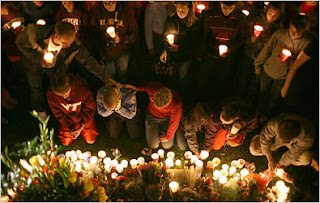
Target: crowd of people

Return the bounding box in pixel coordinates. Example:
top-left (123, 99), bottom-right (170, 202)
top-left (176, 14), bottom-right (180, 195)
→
top-left (2, 1), bottom-right (319, 183)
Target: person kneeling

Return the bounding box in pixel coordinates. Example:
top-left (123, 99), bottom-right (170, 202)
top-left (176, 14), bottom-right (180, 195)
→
top-left (47, 73), bottom-right (99, 146)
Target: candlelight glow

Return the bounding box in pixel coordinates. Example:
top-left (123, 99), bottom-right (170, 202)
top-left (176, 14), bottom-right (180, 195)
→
top-left (195, 160), bottom-right (203, 168)
top-left (233, 173), bottom-right (241, 181)
top-left (222, 164), bottom-right (229, 170)
top-left (151, 153), bottom-right (159, 162)
top-left (212, 157), bottom-right (221, 167)
top-left (231, 160), bottom-right (238, 168)
top-left (111, 160), bottom-right (118, 167)
top-left (238, 159), bottom-right (245, 169)
top-left (190, 155), bottom-right (199, 164)
top-left (213, 170), bottom-right (221, 180)
top-left (219, 176), bottom-right (228, 184)
top-left (166, 34), bottom-right (175, 45)
top-left (200, 150), bottom-right (209, 160)
top-left (175, 159), bottom-right (181, 166)
top-left (281, 49), bottom-right (292, 62)
top-left (90, 156), bottom-right (98, 164)
top-left (276, 180), bottom-right (285, 188)
top-left (103, 157), bottom-right (112, 165)
top-left (242, 9), bottom-right (250, 16)
top-left (165, 158), bottom-right (174, 168)
top-left (130, 159), bottom-right (138, 169)
top-left (229, 166), bottom-right (236, 175)
top-left (184, 151), bottom-right (193, 159)
top-left (275, 168), bottom-right (284, 178)
top-left (116, 164), bottom-right (124, 173)
top-left (11, 21), bottom-right (21, 29)
top-left (218, 45), bottom-right (228, 56)
top-left (137, 157), bottom-right (145, 165)
top-left (197, 4), bottom-right (206, 13)
top-left (167, 151), bottom-right (175, 159)
top-left (221, 169), bottom-right (228, 177)
top-left (240, 168), bottom-right (249, 179)
top-left (121, 160), bottom-right (128, 168)
top-left (71, 154), bottom-right (78, 162)
top-left (111, 172), bottom-right (118, 180)
top-left (277, 197), bottom-right (285, 202)
top-left (169, 181), bottom-right (179, 193)
top-left (43, 52), bottom-right (54, 64)
top-left (207, 161), bottom-right (214, 169)
top-left (36, 19), bottom-right (46, 25)
top-left (157, 149), bottom-right (165, 158)
top-left (106, 26), bottom-right (116, 38)
top-left (98, 150), bottom-right (106, 159)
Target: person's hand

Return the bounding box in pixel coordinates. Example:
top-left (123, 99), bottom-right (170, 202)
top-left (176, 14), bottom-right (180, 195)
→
top-left (255, 66), bottom-right (262, 75)
top-left (40, 59), bottom-right (53, 68)
top-left (70, 128), bottom-right (82, 139)
top-left (115, 34), bottom-right (120, 44)
top-left (251, 35), bottom-right (257, 43)
top-left (281, 86), bottom-right (289, 98)
top-left (160, 50), bottom-right (167, 63)
top-left (267, 157), bottom-right (278, 174)
top-left (194, 151), bottom-right (200, 158)
top-left (168, 44), bottom-right (179, 52)
top-left (311, 158), bottom-right (319, 172)
top-left (160, 131), bottom-right (169, 142)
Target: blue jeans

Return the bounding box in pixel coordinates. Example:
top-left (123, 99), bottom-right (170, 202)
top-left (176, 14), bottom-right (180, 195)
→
top-left (103, 49), bottom-right (130, 83)
top-left (145, 112), bottom-right (188, 150)
top-left (176, 59), bottom-right (192, 97)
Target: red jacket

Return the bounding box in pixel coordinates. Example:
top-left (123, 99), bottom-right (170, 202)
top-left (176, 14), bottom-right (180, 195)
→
top-left (137, 82), bottom-right (182, 140)
top-left (46, 74), bottom-right (96, 130)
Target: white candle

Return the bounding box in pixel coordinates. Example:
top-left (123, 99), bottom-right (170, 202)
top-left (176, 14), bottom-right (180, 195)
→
top-left (197, 4), bottom-right (206, 13)
top-left (219, 176), bottom-right (228, 184)
top-left (230, 122), bottom-right (242, 135)
top-left (151, 153), bottom-right (159, 162)
top-left (167, 151), bottom-right (175, 159)
top-left (111, 160), bottom-right (118, 168)
top-left (11, 21), bottom-right (21, 29)
top-left (238, 159), bottom-right (245, 169)
top-left (137, 157), bottom-right (145, 165)
top-left (264, 1), bottom-right (270, 6)
top-left (212, 157), bottom-right (221, 167)
top-left (130, 159), bottom-right (138, 169)
top-left (103, 157), bottom-right (112, 165)
top-left (43, 52), bottom-right (54, 64)
top-left (184, 151), bottom-right (193, 159)
top-left (221, 169), bottom-right (228, 177)
top-left (111, 172), bottom-right (118, 180)
top-left (98, 150), bottom-right (106, 159)
top-left (213, 170), bottom-right (221, 180)
top-left (195, 160), bottom-right (203, 171)
top-left (157, 149), bottom-right (165, 158)
top-left (169, 181), bottom-right (179, 193)
top-left (104, 164), bottom-right (111, 173)
top-left (165, 158), bottom-right (174, 168)
top-left (36, 19), bottom-right (46, 25)
top-left (121, 160), bottom-right (128, 168)
top-left (71, 154), bottom-right (78, 162)
top-left (166, 34), bottom-right (175, 45)
top-left (175, 159), bottom-right (181, 166)
top-left (206, 161), bottom-right (214, 169)
top-left (240, 168), bottom-right (249, 179)
top-left (218, 45), bottom-right (228, 56)
top-left (190, 155), bottom-right (199, 164)
top-left (233, 173), bottom-right (241, 181)
top-left (75, 164), bottom-right (81, 173)
top-left (281, 49), bottom-right (292, 62)
top-left (231, 160), bottom-right (238, 168)
top-left (200, 150), bottom-right (209, 160)
top-left (106, 26), bottom-right (116, 38)
top-left (222, 164), bottom-right (229, 171)
top-left (90, 156), bottom-right (98, 164)
top-left (229, 166), bottom-right (237, 175)
top-left (83, 161), bottom-right (89, 169)
top-left (116, 164), bottom-right (124, 173)
top-left (242, 9), bottom-right (250, 16)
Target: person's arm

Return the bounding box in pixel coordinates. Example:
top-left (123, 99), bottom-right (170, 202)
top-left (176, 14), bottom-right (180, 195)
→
top-left (202, 118), bottom-right (219, 151)
top-left (117, 93), bottom-right (137, 119)
top-left (165, 102), bottom-right (182, 140)
top-left (79, 86), bottom-right (97, 124)
top-left (281, 50), bottom-right (311, 98)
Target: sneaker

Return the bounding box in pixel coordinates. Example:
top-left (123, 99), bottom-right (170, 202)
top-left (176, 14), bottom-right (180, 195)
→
top-left (141, 147), bottom-right (152, 156)
top-left (38, 111), bottom-right (48, 121)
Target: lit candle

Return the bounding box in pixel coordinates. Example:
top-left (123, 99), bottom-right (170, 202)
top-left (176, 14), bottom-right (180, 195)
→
top-left (190, 155), bottom-right (199, 164)
top-left (104, 164), bottom-right (111, 173)
top-left (151, 153), bottom-right (159, 162)
top-left (222, 164), bottom-right (229, 171)
top-left (231, 160), bottom-right (238, 168)
top-left (240, 168), bottom-right (249, 179)
top-left (167, 151), bottom-right (175, 159)
top-left (230, 122), bottom-right (242, 135)
top-left (75, 164), bottom-right (82, 173)
top-left (233, 173), bottom-right (241, 181)
top-left (166, 34), bottom-right (175, 45)
top-left (36, 19), bottom-right (46, 25)
top-left (206, 161), bottom-right (214, 170)
top-left (111, 172), bottom-right (118, 180)
top-left (196, 4), bottom-right (206, 13)
top-left (253, 25), bottom-right (264, 37)
top-left (221, 169), bottom-right (228, 177)
top-left (121, 160), bottom-right (128, 168)
top-left (213, 170), bottom-right (221, 180)
top-left (98, 150), bottom-right (106, 159)
top-left (116, 164), bottom-right (124, 173)
top-left (111, 160), bottom-right (118, 168)
top-left (212, 157), bottom-right (221, 167)
top-left (229, 166), bottom-right (237, 175)
top-left (103, 157), bottom-right (112, 165)
top-left (275, 168), bottom-right (284, 178)
top-left (277, 197), bottom-right (285, 202)
top-left (281, 49), bottom-right (292, 62)
top-left (78, 153), bottom-right (86, 160)
top-left (184, 151), bottom-right (193, 159)
top-left (130, 159), bottom-right (138, 169)
top-left (71, 154), bottom-right (78, 162)
top-left (90, 156), bottom-right (98, 164)
top-left (175, 159), bottom-right (181, 166)
top-left (83, 161), bottom-right (89, 169)
top-left (43, 52), bottom-right (54, 64)
top-left (200, 150), bottom-right (209, 160)
top-left (247, 163), bottom-right (256, 172)
top-left (157, 149), bottom-right (165, 158)
top-left (165, 158), bottom-right (174, 168)
top-left (11, 21), bottom-right (21, 29)
top-left (137, 157), bottom-right (145, 165)
top-left (218, 45), bottom-right (228, 56)
top-left (219, 176), bottom-right (228, 184)
top-left (264, 1), bottom-right (270, 6)
top-left (76, 150), bottom-right (82, 155)
top-left (275, 180), bottom-right (285, 189)
top-left (169, 181), bottom-right (179, 193)
top-left (237, 159), bottom-right (245, 169)
top-left (106, 26), bottom-right (116, 38)
top-left (242, 9), bottom-right (250, 16)
top-left (195, 160), bottom-right (203, 171)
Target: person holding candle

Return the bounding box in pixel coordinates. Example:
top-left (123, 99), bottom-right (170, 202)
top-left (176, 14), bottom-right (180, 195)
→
top-left (253, 15), bottom-right (313, 116)
top-left (22, 1), bottom-right (58, 26)
top-left (16, 21), bottom-right (116, 120)
top-left (159, 1), bottom-right (200, 99)
top-left (249, 113), bottom-right (316, 179)
top-left (96, 83), bottom-right (142, 140)
top-left (90, 1), bottom-right (138, 83)
top-left (46, 73), bottom-right (99, 146)
top-left (133, 82), bottom-right (187, 154)
top-left (204, 98), bottom-right (260, 151)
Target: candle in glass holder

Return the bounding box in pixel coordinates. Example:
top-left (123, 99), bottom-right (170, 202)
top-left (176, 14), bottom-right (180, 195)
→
top-left (157, 149), bottom-right (165, 158)
top-left (130, 159), bottom-right (138, 169)
top-left (103, 157), bottom-right (112, 165)
top-left (275, 168), bottom-right (284, 178)
top-left (242, 9), bottom-right (250, 16)
top-left (121, 160), bottom-right (128, 168)
top-left (71, 154), bottom-right (78, 162)
top-left (104, 164), bottom-right (111, 173)
top-left (238, 159), bottom-right (245, 169)
top-left (166, 158), bottom-right (174, 168)
top-left (212, 157), bottom-right (221, 167)
top-left (213, 170), bottom-right (221, 180)
top-left (106, 26), bottom-right (116, 38)
top-left (184, 151), bottom-right (193, 159)
top-left (175, 159), bottom-right (181, 166)
top-left (281, 49), bottom-right (292, 62)
top-left (151, 153), bottom-right (159, 162)
top-left (196, 4), bottom-right (206, 13)
top-left (43, 52), bottom-right (54, 64)
top-left (218, 45), bottom-right (228, 56)
top-left (254, 25), bottom-right (264, 37)
top-left (111, 172), bottom-right (118, 180)
top-left (11, 21), bottom-right (21, 29)
top-left (222, 164), bottom-right (229, 171)
top-left (167, 151), bottom-right (175, 159)
top-left (116, 164), bottom-right (124, 173)
top-left (200, 150), bottom-right (209, 160)
top-left (233, 173), bottom-right (241, 181)
top-left (230, 122), bottom-right (242, 135)
top-left (219, 176), bottom-right (228, 184)
top-left (36, 19), bottom-right (46, 25)
top-left (247, 163), bottom-right (256, 172)
top-left (221, 169), bottom-right (228, 177)
top-left (98, 150), bottom-right (106, 159)
top-left (195, 160), bottom-right (203, 171)
top-left (231, 160), bottom-right (238, 168)
top-left (169, 181), bottom-right (179, 193)
top-left (75, 164), bottom-right (82, 173)
top-left (137, 157), bottom-right (145, 165)
top-left (190, 155), bottom-right (199, 164)
top-left (206, 161), bottom-right (214, 170)
top-left (240, 168), bottom-right (249, 179)
top-left (229, 166), bottom-right (237, 175)
top-left (166, 34), bottom-right (175, 45)
top-left (277, 197), bottom-right (285, 202)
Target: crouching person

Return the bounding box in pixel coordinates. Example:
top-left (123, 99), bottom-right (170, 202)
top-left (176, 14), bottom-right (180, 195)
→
top-left (249, 113), bottom-right (316, 181)
top-left (47, 73), bottom-right (99, 146)
top-left (96, 83), bottom-right (142, 139)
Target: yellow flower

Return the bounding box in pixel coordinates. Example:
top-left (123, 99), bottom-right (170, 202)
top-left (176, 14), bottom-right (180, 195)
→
top-left (96, 186), bottom-right (106, 195)
top-left (84, 179), bottom-right (94, 192)
top-left (59, 158), bottom-right (65, 166)
top-left (98, 194), bottom-right (108, 202)
top-left (29, 156), bottom-right (39, 166)
top-left (68, 172), bottom-right (78, 184)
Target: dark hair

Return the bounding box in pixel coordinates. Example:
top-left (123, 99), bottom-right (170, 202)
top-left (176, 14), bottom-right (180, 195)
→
top-left (51, 73), bottom-right (72, 94)
top-left (182, 103), bottom-right (211, 132)
top-left (54, 21), bottom-right (75, 37)
top-left (277, 119), bottom-right (302, 142)
top-left (221, 102), bottom-right (240, 122)
top-left (173, 1), bottom-right (197, 27)
top-left (220, 1), bottom-right (238, 6)
top-left (290, 15), bottom-right (308, 31)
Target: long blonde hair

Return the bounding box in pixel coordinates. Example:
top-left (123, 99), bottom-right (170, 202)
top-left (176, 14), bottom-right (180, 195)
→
top-left (173, 1), bottom-right (197, 27)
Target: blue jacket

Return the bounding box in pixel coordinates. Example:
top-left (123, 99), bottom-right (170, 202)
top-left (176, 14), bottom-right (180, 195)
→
top-left (96, 85), bottom-right (137, 119)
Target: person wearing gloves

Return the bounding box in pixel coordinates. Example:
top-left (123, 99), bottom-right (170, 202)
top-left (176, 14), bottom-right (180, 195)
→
top-left (96, 83), bottom-right (142, 139)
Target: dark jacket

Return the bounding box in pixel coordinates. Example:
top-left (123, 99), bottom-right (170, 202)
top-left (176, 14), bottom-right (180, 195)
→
top-left (23, 2), bottom-right (58, 25)
top-left (15, 24), bottom-right (109, 82)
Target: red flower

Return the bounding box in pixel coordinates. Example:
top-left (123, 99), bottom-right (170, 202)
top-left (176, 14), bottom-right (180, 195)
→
top-left (76, 172), bottom-right (83, 177)
top-left (43, 166), bottom-right (48, 173)
top-left (44, 184), bottom-right (49, 189)
top-left (51, 156), bottom-right (57, 164)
